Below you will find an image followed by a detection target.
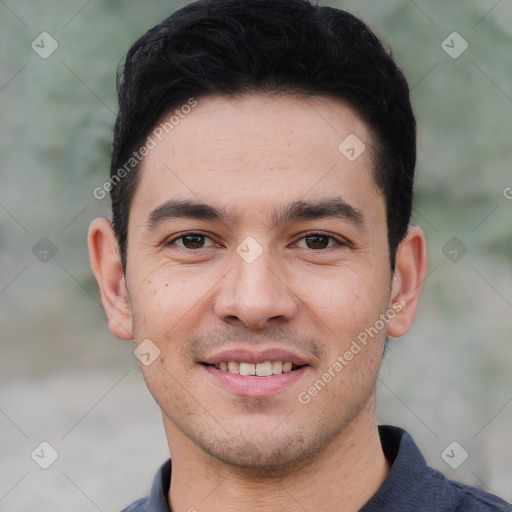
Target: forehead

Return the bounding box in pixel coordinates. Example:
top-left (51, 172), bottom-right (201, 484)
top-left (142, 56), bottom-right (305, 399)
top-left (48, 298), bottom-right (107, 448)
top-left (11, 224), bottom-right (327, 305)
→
top-left (130, 93), bottom-right (383, 226)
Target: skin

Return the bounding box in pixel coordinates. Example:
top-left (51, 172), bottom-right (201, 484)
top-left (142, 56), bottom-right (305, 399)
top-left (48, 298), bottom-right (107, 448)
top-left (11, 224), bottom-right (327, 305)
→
top-left (89, 94), bottom-right (427, 511)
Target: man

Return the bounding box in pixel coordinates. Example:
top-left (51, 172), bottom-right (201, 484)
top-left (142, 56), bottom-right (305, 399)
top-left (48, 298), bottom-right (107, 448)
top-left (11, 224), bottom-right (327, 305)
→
top-left (88, 0), bottom-right (512, 510)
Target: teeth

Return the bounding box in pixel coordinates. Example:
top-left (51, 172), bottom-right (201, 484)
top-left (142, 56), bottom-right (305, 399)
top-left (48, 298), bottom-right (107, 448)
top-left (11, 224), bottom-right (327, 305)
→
top-left (239, 362), bottom-right (256, 375)
top-left (256, 361), bottom-right (273, 377)
top-left (271, 361), bottom-right (282, 374)
top-left (282, 362), bottom-right (293, 373)
top-left (228, 361), bottom-right (240, 374)
top-left (212, 360), bottom-right (298, 376)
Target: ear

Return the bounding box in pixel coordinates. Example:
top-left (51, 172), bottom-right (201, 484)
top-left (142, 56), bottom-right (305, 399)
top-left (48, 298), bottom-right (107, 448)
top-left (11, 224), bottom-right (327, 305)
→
top-left (387, 225), bottom-right (427, 338)
top-left (88, 218), bottom-right (133, 340)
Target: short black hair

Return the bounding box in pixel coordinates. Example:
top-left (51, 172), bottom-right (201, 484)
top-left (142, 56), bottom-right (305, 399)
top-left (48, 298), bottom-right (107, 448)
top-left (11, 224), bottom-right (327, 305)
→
top-left (110, 0), bottom-right (416, 273)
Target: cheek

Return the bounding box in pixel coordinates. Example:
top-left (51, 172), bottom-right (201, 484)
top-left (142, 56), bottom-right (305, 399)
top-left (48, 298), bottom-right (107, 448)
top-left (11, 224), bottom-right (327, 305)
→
top-left (129, 266), bottom-right (218, 353)
top-left (296, 265), bottom-right (389, 339)
top-left (131, 274), bottom-right (204, 397)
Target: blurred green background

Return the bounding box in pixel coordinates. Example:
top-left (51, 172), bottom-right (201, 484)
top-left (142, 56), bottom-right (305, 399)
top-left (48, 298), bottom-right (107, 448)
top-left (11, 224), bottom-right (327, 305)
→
top-left (1, 0), bottom-right (511, 509)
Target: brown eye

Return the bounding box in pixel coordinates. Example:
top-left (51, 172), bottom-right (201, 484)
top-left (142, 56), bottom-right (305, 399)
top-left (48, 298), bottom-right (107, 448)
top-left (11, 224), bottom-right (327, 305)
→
top-left (294, 232), bottom-right (346, 251)
top-left (304, 234), bottom-right (333, 250)
top-left (166, 232), bottom-right (216, 249)
top-left (181, 234), bottom-right (206, 248)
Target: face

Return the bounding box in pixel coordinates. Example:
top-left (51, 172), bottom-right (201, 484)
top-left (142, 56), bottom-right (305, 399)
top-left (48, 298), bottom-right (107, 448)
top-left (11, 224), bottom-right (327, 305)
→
top-left (90, 93), bottom-right (424, 470)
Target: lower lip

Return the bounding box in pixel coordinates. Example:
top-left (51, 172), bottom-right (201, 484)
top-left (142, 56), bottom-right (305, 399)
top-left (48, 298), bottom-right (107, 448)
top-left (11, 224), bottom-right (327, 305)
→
top-left (203, 365), bottom-right (309, 396)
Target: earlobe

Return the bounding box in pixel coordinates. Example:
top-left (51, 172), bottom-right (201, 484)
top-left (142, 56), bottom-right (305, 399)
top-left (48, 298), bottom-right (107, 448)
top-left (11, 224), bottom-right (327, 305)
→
top-left (87, 218), bottom-right (133, 340)
top-left (387, 225), bottom-right (427, 338)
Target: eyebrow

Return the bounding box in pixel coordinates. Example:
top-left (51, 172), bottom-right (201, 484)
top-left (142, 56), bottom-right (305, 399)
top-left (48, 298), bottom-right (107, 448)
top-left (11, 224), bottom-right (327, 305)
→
top-left (146, 197), bottom-right (365, 230)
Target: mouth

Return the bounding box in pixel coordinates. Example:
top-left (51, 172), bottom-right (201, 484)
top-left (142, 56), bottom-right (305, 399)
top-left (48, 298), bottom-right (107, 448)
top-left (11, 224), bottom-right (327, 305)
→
top-left (202, 360), bottom-right (305, 376)
top-left (200, 349), bottom-right (312, 396)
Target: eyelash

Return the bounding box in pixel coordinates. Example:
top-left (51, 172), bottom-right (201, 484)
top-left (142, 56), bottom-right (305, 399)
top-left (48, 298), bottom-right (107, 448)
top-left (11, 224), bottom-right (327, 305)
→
top-left (164, 231), bottom-right (346, 250)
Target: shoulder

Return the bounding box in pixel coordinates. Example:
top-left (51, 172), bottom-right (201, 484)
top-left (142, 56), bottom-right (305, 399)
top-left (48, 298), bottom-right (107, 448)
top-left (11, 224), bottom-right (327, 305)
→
top-left (120, 497), bottom-right (149, 512)
top-left (369, 426), bottom-right (512, 511)
top-left (449, 480), bottom-right (512, 511)
top-left (410, 447), bottom-right (512, 511)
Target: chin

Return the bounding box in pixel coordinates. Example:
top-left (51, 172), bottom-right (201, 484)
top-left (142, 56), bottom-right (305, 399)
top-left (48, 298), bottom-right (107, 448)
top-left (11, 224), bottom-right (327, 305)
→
top-left (196, 427), bottom-right (337, 473)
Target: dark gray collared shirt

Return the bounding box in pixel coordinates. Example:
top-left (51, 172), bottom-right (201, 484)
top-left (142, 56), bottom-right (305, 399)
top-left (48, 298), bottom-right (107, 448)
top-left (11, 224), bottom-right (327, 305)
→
top-left (121, 425), bottom-right (512, 511)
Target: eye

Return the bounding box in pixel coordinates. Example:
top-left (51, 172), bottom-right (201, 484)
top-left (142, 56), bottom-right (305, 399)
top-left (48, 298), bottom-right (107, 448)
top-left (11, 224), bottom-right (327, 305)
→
top-left (165, 232), bottom-right (217, 249)
top-left (295, 232), bottom-right (342, 250)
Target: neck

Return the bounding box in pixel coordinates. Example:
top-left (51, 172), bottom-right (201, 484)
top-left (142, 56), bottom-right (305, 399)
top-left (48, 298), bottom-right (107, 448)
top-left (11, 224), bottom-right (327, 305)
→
top-left (164, 399), bottom-right (389, 512)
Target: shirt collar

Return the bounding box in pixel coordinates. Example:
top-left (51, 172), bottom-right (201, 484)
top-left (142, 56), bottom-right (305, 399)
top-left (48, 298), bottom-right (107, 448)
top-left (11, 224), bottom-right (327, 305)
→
top-left (361, 425), bottom-right (432, 510)
top-left (146, 457), bottom-right (172, 511)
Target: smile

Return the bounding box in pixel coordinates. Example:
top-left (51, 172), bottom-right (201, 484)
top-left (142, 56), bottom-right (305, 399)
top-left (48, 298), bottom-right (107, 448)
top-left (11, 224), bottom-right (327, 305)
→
top-left (202, 361), bottom-right (309, 396)
top-left (207, 361), bottom-right (302, 376)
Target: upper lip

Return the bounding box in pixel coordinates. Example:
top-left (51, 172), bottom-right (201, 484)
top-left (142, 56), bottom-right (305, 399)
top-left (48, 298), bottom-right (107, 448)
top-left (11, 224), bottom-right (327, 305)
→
top-left (202, 348), bottom-right (311, 366)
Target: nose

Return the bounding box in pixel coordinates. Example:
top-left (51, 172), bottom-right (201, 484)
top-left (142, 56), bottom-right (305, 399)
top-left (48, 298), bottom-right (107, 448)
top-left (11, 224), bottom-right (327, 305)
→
top-left (213, 246), bottom-right (299, 329)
